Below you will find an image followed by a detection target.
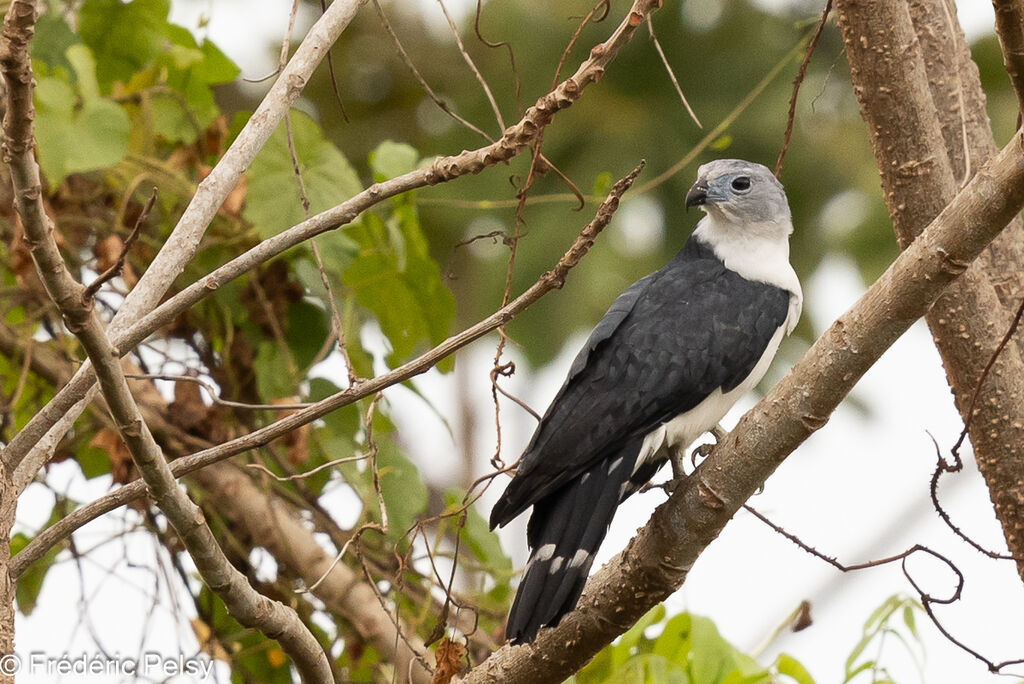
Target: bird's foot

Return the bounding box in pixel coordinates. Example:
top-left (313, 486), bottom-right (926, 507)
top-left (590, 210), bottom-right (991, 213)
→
top-left (689, 423), bottom-right (728, 467)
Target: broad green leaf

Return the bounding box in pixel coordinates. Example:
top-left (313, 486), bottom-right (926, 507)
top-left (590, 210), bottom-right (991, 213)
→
top-left (614, 605), bottom-right (666, 667)
top-left (372, 434), bottom-right (427, 542)
top-left (75, 443), bottom-right (110, 479)
top-left (443, 489), bottom-right (512, 575)
top-left (688, 614), bottom-right (737, 684)
top-left (285, 300), bottom-right (330, 371)
top-left (11, 507), bottom-right (67, 616)
top-left (35, 56), bottom-right (130, 184)
top-left (254, 340), bottom-right (296, 400)
top-left (775, 653), bottom-right (816, 684)
top-left (244, 110), bottom-right (363, 238)
top-left (31, 13), bottom-right (78, 74)
top-left (79, 0), bottom-right (171, 91)
top-left (343, 210), bottom-right (455, 368)
top-left (149, 91), bottom-right (197, 143)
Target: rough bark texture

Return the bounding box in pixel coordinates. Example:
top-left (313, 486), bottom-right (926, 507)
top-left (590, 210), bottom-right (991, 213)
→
top-left (835, 0), bottom-right (1024, 580)
top-left (460, 133), bottom-right (1024, 683)
top-left (908, 0), bottom-right (1024, 319)
top-left (0, 468), bottom-right (14, 684)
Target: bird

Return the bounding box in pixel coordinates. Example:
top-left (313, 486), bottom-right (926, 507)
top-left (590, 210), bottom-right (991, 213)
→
top-left (488, 159), bottom-right (803, 644)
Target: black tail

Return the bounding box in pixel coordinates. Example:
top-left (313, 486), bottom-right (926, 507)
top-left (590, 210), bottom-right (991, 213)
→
top-left (504, 445), bottom-right (639, 643)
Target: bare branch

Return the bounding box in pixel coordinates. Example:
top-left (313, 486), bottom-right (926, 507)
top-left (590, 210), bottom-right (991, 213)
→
top-left (458, 131), bottom-right (1024, 684)
top-left (0, 3), bottom-right (331, 679)
top-left (4, 0), bottom-right (663, 487)
top-left (10, 160), bottom-right (647, 583)
top-left (83, 188), bottom-right (156, 300)
top-left (836, 0), bottom-right (1024, 581)
top-left (992, 0), bottom-right (1024, 117)
top-left (2, 0), bottom-right (368, 475)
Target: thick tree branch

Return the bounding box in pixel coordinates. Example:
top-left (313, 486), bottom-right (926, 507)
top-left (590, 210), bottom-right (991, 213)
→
top-left (458, 128), bottom-right (1024, 683)
top-left (992, 0), bottom-right (1024, 117)
top-left (10, 161), bottom-right (646, 579)
top-left (0, 328), bottom-right (442, 684)
top-left (2, 0), bottom-right (368, 478)
top-left (908, 0), bottom-right (1024, 313)
top-left (0, 3), bottom-right (331, 681)
top-left (2, 0), bottom-right (662, 488)
top-left (836, 0), bottom-right (1024, 580)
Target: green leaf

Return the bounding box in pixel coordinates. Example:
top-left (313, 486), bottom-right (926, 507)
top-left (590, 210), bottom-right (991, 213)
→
top-left (285, 300), bottom-right (330, 371)
top-left (76, 443), bottom-right (111, 479)
top-left (902, 603), bottom-right (918, 639)
top-left (592, 171), bottom-right (613, 196)
top-left (775, 653), bottom-right (816, 684)
top-left (11, 507), bottom-right (67, 616)
top-left (31, 13), bottom-right (78, 73)
top-left (614, 605), bottom-right (665, 667)
top-left (34, 54), bottom-right (130, 185)
top-left (443, 489), bottom-right (512, 574)
top-left (78, 0), bottom-right (171, 91)
top-left (149, 91), bottom-right (197, 143)
top-left (369, 140), bottom-right (420, 182)
top-left (343, 210), bottom-right (455, 368)
top-left (688, 615), bottom-right (738, 684)
top-left (372, 434), bottom-right (427, 541)
top-left (253, 341), bottom-right (295, 400)
top-left (244, 110), bottom-right (363, 238)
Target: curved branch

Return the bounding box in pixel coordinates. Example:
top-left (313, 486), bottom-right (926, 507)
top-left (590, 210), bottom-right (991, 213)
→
top-left (3, 0), bottom-right (662, 489)
top-left (9, 160), bottom-right (645, 577)
top-left (458, 132), bottom-right (1024, 683)
top-left (0, 3), bottom-right (331, 680)
top-left (836, 0), bottom-right (1024, 580)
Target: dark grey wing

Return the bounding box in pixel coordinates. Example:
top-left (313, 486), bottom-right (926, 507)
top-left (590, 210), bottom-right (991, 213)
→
top-left (490, 240), bottom-right (790, 528)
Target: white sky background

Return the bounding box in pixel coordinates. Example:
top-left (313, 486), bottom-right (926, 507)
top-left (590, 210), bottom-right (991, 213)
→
top-left (10, 1), bottom-right (1023, 683)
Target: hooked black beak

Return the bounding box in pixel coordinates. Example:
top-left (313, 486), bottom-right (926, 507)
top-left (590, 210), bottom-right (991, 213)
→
top-left (685, 179), bottom-right (709, 210)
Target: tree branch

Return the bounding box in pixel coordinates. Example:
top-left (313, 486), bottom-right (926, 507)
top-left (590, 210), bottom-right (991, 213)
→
top-left (457, 130), bottom-right (1024, 683)
top-left (2, 0), bottom-right (662, 488)
top-left (992, 0), bottom-right (1024, 118)
top-left (0, 3), bottom-right (331, 680)
top-left (190, 462), bottom-right (435, 684)
top-left (10, 161), bottom-right (646, 579)
top-left (835, 0), bottom-right (1024, 580)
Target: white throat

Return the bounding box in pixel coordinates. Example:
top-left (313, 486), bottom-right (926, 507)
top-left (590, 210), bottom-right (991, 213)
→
top-left (693, 214), bottom-right (803, 333)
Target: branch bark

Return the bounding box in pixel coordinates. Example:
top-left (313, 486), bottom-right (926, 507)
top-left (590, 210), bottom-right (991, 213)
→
top-left (0, 3), bottom-right (331, 680)
top-left (1, 0), bottom-right (663, 490)
top-left (189, 462), bottom-right (435, 684)
top-left (457, 130), bottom-right (1024, 682)
top-left (992, 0), bottom-right (1024, 117)
top-left (10, 160), bottom-right (646, 579)
top-left (835, 0), bottom-right (1024, 579)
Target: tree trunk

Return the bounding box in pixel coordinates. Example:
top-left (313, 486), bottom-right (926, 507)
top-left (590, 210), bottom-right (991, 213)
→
top-left (835, 0), bottom-right (1024, 579)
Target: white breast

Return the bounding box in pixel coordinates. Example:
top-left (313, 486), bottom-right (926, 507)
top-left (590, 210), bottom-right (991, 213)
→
top-left (634, 321), bottom-right (788, 474)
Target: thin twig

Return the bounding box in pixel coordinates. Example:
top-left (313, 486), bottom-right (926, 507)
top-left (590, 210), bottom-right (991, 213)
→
top-left (12, 160), bottom-right (648, 579)
top-left (373, 0), bottom-right (490, 142)
top-left (4, 0), bottom-right (658, 483)
top-left (746, 505), bottom-right (1024, 674)
top-left (437, 0), bottom-right (504, 131)
top-left (647, 16), bottom-right (701, 128)
top-left (775, 0), bottom-right (833, 178)
top-left (83, 189), bottom-right (157, 300)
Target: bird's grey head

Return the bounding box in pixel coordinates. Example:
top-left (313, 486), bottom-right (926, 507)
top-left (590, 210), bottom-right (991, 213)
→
top-left (685, 159), bottom-right (791, 228)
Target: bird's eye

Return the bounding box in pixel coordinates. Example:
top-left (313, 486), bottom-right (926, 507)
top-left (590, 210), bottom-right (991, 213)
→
top-left (731, 176), bottom-right (751, 193)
